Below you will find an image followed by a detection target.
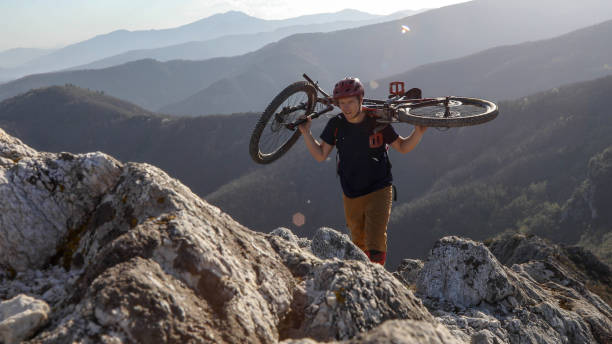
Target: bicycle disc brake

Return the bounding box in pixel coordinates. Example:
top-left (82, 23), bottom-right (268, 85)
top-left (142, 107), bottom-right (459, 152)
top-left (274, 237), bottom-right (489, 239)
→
top-left (272, 102), bottom-right (306, 131)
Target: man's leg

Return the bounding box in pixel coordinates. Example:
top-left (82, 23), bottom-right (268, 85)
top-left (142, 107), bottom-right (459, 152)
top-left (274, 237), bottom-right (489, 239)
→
top-left (363, 185), bottom-right (393, 265)
top-left (342, 193), bottom-right (367, 252)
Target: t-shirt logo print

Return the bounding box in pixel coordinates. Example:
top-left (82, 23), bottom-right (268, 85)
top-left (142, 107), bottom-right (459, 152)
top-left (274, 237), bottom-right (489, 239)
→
top-left (369, 132), bottom-right (384, 148)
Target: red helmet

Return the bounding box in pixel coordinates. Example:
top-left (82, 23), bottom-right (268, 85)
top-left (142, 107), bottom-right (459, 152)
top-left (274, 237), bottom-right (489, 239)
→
top-left (333, 77), bottom-right (364, 103)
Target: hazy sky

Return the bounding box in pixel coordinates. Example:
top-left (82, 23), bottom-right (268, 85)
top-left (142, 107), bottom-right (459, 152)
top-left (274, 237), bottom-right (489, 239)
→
top-left (0, 0), bottom-right (470, 51)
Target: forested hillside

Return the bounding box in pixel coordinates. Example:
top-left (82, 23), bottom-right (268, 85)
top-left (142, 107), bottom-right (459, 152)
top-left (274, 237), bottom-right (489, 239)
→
top-left (0, 85), bottom-right (258, 196)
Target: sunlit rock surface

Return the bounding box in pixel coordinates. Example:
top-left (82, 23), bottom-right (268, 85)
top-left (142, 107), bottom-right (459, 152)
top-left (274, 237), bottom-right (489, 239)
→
top-left (1, 127), bottom-right (610, 344)
top-left (0, 294), bottom-right (49, 344)
top-left (0, 129), bottom-right (122, 272)
top-left (417, 236), bottom-right (612, 344)
top-left (310, 227), bottom-right (369, 262)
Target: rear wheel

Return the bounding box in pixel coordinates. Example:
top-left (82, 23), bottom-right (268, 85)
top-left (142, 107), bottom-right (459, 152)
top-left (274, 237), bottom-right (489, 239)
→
top-left (249, 81), bottom-right (316, 164)
top-left (396, 97), bottom-right (498, 127)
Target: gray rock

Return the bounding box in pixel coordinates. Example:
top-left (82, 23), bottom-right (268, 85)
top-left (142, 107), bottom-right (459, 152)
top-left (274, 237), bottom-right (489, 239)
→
top-left (417, 236), bottom-right (515, 308)
top-left (2, 127), bottom-right (611, 344)
top-left (394, 258), bottom-right (424, 286)
top-left (281, 319), bottom-right (466, 344)
top-left (0, 294), bottom-right (50, 344)
top-left (418, 236), bottom-right (612, 344)
top-left (271, 227), bottom-right (312, 249)
top-left (344, 319), bottom-right (466, 344)
top-left (311, 227), bottom-right (369, 262)
top-left (272, 227), bottom-right (301, 243)
top-left (268, 235), bottom-right (434, 341)
top-left (0, 129), bottom-right (122, 272)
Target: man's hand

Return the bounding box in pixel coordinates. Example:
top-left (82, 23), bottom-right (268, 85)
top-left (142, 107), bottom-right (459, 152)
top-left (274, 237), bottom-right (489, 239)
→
top-left (298, 115), bottom-right (312, 135)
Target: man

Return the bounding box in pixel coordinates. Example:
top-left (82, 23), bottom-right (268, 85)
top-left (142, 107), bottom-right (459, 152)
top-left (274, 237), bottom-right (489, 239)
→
top-left (298, 77), bottom-right (427, 266)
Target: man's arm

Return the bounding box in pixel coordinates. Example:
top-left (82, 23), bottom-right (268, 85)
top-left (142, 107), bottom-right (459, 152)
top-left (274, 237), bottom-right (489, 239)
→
top-left (390, 125), bottom-right (427, 154)
top-left (299, 117), bottom-right (334, 162)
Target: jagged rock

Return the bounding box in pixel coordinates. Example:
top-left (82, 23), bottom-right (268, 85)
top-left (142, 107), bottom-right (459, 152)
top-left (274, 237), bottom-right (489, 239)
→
top-left (0, 128), bottom-right (438, 343)
top-left (310, 227), bottom-right (369, 263)
top-left (2, 126), bottom-right (611, 344)
top-left (0, 294), bottom-right (50, 344)
top-left (394, 258), bottom-right (424, 286)
top-left (343, 319), bottom-right (465, 344)
top-left (281, 319), bottom-right (466, 344)
top-left (268, 235), bottom-right (434, 341)
top-left (272, 227), bottom-right (312, 249)
top-left (486, 232), bottom-right (612, 308)
top-left (418, 236), bottom-right (515, 308)
top-left (0, 129), bottom-right (122, 272)
top-left (0, 266), bottom-right (77, 308)
top-left (418, 236), bottom-right (612, 344)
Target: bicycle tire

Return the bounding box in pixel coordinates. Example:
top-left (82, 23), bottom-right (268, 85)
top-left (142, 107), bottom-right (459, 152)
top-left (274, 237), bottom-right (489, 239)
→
top-left (249, 81), bottom-right (316, 164)
top-left (396, 97), bottom-right (498, 127)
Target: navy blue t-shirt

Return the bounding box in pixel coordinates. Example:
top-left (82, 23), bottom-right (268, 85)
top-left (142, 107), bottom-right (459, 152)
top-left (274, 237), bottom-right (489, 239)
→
top-left (320, 113), bottom-right (399, 198)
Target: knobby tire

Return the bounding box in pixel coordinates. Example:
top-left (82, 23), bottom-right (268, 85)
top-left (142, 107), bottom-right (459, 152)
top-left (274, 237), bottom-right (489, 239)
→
top-left (249, 81), bottom-right (316, 164)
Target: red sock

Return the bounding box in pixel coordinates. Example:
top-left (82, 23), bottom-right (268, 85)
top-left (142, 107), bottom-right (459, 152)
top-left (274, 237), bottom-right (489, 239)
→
top-left (368, 250), bottom-right (386, 265)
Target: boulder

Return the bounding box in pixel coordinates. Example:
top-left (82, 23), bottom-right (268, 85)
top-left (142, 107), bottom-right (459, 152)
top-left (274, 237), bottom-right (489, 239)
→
top-left (310, 227), bottom-right (369, 262)
top-left (0, 294), bottom-right (50, 344)
top-left (0, 129), bottom-right (122, 272)
top-left (418, 236), bottom-right (612, 344)
top-left (394, 258), bottom-right (425, 286)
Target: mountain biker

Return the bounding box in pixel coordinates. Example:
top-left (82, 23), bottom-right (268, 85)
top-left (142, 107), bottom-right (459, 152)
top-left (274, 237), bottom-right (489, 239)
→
top-left (298, 77), bottom-right (427, 266)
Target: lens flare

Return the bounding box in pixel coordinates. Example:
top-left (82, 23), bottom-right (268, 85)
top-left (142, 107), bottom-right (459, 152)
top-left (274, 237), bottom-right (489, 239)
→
top-left (401, 25), bottom-right (411, 34)
top-left (292, 212), bottom-right (305, 227)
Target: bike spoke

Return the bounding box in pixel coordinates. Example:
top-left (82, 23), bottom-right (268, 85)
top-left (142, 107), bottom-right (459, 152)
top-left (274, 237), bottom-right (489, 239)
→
top-left (258, 90), bottom-right (310, 156)
top-left (407, 101), bottom-right (486, 119)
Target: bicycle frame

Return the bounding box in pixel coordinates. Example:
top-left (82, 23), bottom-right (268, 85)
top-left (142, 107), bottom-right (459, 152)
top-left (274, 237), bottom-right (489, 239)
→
top-left (287, 73), bottom-right (454, 130)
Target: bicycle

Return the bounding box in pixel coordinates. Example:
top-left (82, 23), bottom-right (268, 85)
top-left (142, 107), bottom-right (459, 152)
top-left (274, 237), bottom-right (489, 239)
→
top-left (249, 74), bottom-right (498, 164)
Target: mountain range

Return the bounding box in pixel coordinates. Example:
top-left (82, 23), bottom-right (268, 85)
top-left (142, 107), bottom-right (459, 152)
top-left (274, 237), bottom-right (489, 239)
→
top-left (70, 9), bottom-right (427, 72)
top-left (0, 47), bottom-right (55, 69)
top-left (0, 9), bottom-right (422, 81)
top-left (370, 18), bottom-right (612, 102)
top-left (2, 0), bottom-right (612, 116)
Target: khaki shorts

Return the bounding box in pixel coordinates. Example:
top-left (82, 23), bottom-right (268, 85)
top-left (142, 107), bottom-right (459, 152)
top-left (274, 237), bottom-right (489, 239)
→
top-left (342, 185), bottom-right (392, 253)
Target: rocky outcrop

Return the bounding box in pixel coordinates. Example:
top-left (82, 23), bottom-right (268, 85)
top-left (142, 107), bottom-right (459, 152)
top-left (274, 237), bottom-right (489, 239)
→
top-left (394, 259), bottom-right (424, 286)
top-left (486, 232), bottom-right (612, 307)
top-left (417, 236), bottom-right (612, 344)
top-left (0, 294), bottom-right (49, 344)
top-left (0, 128), bottom-right (440, 343)
top-left (1, 127), bottom-right (611, 344)
top-left (0, 129), bottom-right (122, 272)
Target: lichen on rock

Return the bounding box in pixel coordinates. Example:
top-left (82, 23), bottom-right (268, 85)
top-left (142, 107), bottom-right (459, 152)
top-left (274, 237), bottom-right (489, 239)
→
top-left (1, 127), bottom-right (611, 344)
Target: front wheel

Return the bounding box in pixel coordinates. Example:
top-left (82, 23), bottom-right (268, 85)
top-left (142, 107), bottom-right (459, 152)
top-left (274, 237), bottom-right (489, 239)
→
top-left (396, 97), bottom-right (498, 127)
top-left (249, 81), bottom-right (316, 164)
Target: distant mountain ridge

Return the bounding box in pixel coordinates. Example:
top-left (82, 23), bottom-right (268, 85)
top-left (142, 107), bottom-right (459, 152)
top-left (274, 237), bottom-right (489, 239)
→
top-left (369, 18), bottom-right (612, 102)
top-left (0, 9), bottom-right (397, 81)
top-left (0, 48), bottom-right (55, 69)
top-left (2, 0), bottom-right (611, 116)
top-left (71, 9), bottom-right (428, 72)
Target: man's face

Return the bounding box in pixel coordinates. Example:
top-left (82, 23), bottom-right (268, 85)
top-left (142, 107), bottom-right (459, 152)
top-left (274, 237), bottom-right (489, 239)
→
top-left (338, 96), bottom-right (362, 120)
